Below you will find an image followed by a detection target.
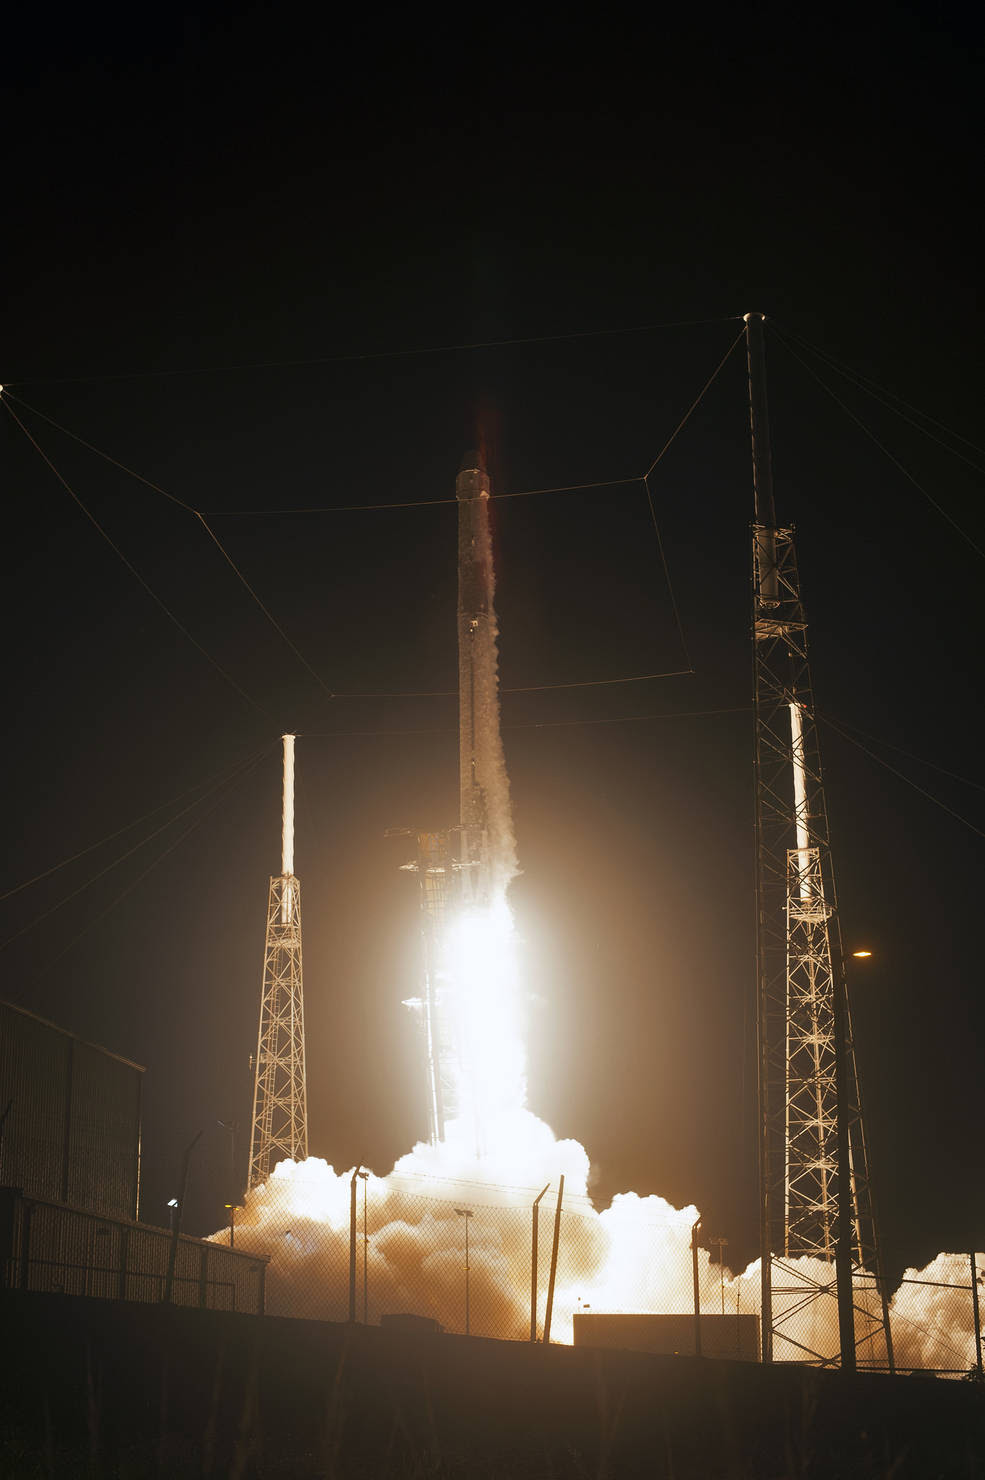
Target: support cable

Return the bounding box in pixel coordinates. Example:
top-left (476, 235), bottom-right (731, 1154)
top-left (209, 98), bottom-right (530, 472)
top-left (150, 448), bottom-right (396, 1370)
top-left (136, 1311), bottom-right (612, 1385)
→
top-left (0, 741), bottom-right (275, 953)
top-left (638, 325), bottom-right (747, 672)
top-left (819, 712), bottom-right (984, 794)
top-left (771, 321), bottom-right (985, 470)
top-left (0, 743), bottom-right (281, 903)
top-left (5, 325), bottom-right (743, 701)
top-left (33, 748), bottom-right (272, 977)
top-left (1, 396), bottom-right (271, 718)
top-left (769, 330), bottom-right (985, 562)
top-left (818, 712), bottom-right (985, 840)
top-left (204, 476), bottom-right (642, 516)
top-left (330, 667), bottom-right (694, 699)
top-left (3, 389), bottom-right (337, 700)
top-left (5, 314), bottom-right (742, 389)
top-left (195, 512), bottom-right (336, 699)
top-left (299, 705), bottom-right (750, 737)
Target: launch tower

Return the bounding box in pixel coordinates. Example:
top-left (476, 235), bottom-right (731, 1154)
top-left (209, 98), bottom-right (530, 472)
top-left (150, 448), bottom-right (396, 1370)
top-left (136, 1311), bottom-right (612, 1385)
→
top-left (746, 314), bottom-right (892, 1369)
top-left (248, 733), bottom-right (309, 1187)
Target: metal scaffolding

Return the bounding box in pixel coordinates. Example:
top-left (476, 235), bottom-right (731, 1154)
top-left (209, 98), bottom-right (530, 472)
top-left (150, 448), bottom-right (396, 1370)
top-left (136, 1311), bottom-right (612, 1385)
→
top-left (746, 314), bottom-right (892, 1369)
top-left (248, 735), bottom-right (308, 1188)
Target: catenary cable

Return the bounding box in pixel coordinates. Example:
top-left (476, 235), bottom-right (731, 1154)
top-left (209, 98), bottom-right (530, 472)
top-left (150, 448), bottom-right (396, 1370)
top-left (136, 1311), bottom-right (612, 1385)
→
top-left (1, 396), bottom-right (271, 717)
top-left (204, 475), bottom-right (643, 516)
top-left (771, 320), bottom-right (985, 469)
top-left (0, 741), bottom-right (276, 952)
top-left (299, 705), bottom-right (750, 738)
top-left (818, 712), bottom-right (985, 841)
top-left (4, 314), bottom-right (743, 389)
top-left (770, 330), bottom-right (985, 562)
top-left (818, 711), bottom-right (984, 795)
top-left (0, 742), bottom-right (283, 903)
top-left (33, 748), bottom-right (271, 976)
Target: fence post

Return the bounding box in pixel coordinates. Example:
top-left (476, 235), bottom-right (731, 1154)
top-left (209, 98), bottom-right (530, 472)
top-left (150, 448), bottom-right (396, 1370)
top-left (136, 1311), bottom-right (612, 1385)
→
top-left (530, 1183), bottom-right (550, 1342)
top-left (199, 1245), bottom-right (209, 1308)
top-left (19, 1201), bottom-right (33, 1290)
top-left (691, 1217), bottom-right (702, 1358)
top-left (542, 1175), bottom-right (564, 1345)
top-left (118, 1224), bottom-right (129, 1302)
top-left (971, 1252), bottom-right (983, 1380)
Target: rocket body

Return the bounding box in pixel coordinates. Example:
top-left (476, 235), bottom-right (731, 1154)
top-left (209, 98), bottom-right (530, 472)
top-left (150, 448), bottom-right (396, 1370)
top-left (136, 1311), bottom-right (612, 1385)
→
top-left (456, 454), bottom-right (517, 896)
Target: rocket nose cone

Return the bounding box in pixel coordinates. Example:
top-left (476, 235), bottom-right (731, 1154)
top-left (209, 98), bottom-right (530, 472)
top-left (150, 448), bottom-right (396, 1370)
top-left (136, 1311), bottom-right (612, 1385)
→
top-left (459, 448), bottom-right (484, 474)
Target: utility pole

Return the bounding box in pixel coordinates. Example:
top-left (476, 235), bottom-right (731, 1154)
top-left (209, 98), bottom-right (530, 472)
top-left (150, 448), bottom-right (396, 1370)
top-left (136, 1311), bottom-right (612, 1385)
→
top-left (248, 736), bottom-right (308, 1188)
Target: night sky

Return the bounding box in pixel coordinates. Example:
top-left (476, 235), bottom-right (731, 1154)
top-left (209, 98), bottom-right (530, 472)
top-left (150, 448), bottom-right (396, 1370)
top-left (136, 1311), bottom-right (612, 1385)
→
top-left (2, 8), bottom-right (982, 1281)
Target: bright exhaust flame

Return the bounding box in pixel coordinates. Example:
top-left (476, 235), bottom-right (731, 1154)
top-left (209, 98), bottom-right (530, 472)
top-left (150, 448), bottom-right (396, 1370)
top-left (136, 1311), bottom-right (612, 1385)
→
top-left (443, 891), bottom-right (526, 1144)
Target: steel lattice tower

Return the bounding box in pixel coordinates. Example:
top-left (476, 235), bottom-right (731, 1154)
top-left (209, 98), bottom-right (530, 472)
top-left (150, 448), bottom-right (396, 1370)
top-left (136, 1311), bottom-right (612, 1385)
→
top-left (746, 314), bottom-right (893, 1369)
top-left (248, 733), bottom-right (308, 1187)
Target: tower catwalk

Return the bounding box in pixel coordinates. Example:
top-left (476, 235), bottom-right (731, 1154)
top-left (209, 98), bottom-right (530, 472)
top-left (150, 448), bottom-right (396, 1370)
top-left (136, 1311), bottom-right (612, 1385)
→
top-left (248, 733), bottom-right (308, 1188)
top-left (746, 314), bottom-right (893, 1369)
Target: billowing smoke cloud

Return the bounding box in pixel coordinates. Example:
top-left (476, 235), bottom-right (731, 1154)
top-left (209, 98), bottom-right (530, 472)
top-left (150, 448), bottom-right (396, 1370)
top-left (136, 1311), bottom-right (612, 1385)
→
top-left (216, 1113), bottom-right (982, 1373)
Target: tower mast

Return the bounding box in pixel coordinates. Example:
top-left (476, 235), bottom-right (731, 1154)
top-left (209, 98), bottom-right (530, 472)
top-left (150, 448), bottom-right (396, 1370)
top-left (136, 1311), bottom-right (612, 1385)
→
top-left (746, 314), bottom-right (892, 1369)
top-left (248, 733), bottom-right (309, 1187)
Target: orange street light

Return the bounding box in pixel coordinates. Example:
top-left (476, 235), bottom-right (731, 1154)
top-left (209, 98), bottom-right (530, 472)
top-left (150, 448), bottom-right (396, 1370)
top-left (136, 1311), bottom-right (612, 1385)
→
top-left (852, 950), bottom-right (873, 958)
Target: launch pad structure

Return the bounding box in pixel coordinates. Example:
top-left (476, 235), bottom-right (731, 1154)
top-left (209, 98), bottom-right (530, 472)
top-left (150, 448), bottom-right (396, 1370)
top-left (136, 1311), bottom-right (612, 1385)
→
top-left (745, 314), bottom-right (893, 1369)
top-left (248, 733), bottom-right (309, 1189)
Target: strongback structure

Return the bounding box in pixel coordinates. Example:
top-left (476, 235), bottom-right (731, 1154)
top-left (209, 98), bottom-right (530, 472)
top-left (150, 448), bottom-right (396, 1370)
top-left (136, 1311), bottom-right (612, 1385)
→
top-left (746, 314), bottom-right (892, 1369)
top-left (248, 733), bottom-right (308, 1188)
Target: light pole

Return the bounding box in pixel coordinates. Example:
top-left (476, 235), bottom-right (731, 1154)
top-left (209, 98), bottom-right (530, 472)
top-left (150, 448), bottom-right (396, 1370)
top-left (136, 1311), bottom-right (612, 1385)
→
top-left (167, 1197), bottom-right (178, 1234)
top-left (358, 1170), bottom-right (369, 1324)
top-left (691, 1216), bottom-right (702, 1357)
top-left (455, 1208), bottom-right (473, 1335)
top-left (710, 1235), bottom-right (728, 1315)
top-left (218, 1119), bottom-right (238, 1245)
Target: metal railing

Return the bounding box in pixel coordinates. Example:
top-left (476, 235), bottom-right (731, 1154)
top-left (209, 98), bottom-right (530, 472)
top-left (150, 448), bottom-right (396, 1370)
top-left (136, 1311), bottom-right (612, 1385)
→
top-left (0, 1186), bottom-right (267, 1315)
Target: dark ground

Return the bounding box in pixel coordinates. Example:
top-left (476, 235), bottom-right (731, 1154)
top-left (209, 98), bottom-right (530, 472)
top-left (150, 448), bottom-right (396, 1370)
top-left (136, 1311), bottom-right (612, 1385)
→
top-left (1, 1291), bottom-right (982, 1479)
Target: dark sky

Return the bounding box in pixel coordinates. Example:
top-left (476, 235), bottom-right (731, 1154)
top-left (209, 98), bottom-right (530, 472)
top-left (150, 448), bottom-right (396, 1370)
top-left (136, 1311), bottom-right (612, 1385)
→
top-left (2, 7), bottom-right (982, 1278)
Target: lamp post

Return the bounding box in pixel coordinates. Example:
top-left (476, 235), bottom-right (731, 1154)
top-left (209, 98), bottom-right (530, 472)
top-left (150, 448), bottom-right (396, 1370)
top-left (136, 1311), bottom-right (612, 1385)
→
top-left (358, 1170), bottom-right (369, 1324)
top-left (710, 1235), bottom-right (728, 1315)
top-left (455, 1208), bottom-right (473, 1335)
top-left (218, 1119), bottom-right (238, 1245)
top-left (167, 1197), bottom-right (178, 1234)
top-left (691, 1216), bottom-right (703, 1357)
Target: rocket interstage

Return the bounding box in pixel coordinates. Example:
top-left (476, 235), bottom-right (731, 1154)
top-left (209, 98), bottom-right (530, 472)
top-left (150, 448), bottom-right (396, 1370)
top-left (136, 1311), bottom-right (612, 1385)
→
top-left (456, 452), bottom-right (517, 899)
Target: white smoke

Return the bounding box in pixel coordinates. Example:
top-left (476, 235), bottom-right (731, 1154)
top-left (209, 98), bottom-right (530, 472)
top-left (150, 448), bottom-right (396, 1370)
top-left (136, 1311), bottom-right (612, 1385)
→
top-left (217, 1135), bottom-right (981, 1374)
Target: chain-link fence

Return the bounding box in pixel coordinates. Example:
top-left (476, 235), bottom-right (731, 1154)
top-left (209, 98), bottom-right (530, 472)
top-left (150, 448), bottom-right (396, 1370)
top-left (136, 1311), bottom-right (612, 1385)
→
top-left (1, 1187), bottom-right (268, 1314)
top-left (217, 1164), bottom-right (985, 1377)
top-left (887, 1254), bottom-right (985, 1377)
top-left (221, 1168), bottom-right (755, 1355)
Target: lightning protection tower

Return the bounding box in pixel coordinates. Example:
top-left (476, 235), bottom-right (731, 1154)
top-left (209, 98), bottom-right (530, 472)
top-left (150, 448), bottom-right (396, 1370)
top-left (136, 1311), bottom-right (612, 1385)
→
top-left (248, 733), bottom-right (308, 1187)
top-left (746, 314), bottom-right (892, 1370)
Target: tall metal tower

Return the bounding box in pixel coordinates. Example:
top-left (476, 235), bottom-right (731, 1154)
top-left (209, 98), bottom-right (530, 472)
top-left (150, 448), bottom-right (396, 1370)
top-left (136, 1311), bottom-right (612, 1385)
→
top-left (248, 733), bottom-right (308, 1187)
top-left (746, 314), bottom-right (892, 1369)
